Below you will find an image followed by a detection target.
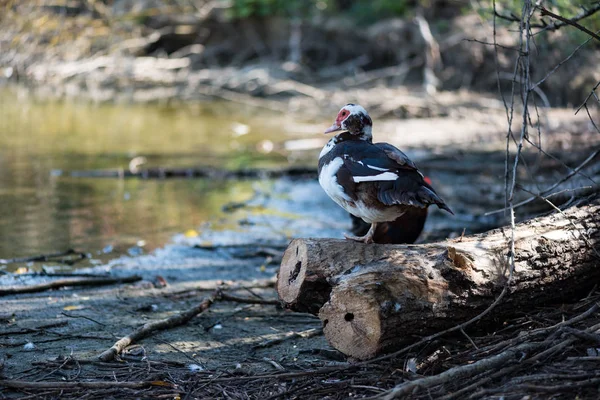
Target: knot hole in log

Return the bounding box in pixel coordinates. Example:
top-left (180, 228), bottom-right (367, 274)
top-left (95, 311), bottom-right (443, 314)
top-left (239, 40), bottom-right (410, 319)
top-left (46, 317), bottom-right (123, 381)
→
top-left (289, 260), bottom-right (302, 284)
top-left (440, 247), bottom-right (476, 294)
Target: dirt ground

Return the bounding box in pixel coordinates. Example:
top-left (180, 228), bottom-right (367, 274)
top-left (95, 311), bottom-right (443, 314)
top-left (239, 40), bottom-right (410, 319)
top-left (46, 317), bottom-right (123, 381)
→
top-left (1, 104), bottom-right (600, 398)
top-left (1, 4), bottom-right (599, 395)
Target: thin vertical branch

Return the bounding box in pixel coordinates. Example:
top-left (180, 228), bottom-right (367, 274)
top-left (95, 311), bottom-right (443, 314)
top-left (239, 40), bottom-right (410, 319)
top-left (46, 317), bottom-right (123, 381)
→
top-left (507, 0), bottom-right (534, 284)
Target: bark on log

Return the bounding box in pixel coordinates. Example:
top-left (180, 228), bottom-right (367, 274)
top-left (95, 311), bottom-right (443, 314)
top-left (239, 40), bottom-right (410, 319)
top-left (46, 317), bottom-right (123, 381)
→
top-left (277, 195), bottom-right (600, 360)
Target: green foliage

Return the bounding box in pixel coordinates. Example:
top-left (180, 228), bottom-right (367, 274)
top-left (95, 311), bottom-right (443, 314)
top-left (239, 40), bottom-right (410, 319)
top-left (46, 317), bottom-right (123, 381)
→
top-left (226, 0), bottom-right (412, 21)
top-left (341, 0), bottom-right (411, 24)
top-left (227, 0), bottom-right (332, 19)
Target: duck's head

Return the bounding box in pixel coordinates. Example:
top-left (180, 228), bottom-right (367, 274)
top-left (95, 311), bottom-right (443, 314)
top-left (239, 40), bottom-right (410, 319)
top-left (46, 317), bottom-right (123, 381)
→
top-left (324, 104), bottom-right (372, 139)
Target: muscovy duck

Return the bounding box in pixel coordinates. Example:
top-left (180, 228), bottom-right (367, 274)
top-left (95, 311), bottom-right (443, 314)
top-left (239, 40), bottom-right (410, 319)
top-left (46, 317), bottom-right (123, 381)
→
top-left (318, 104), bottom-right (453, 243)
top-left (350, 176), bottom-right (434, 244)
top-left (349, 207), bottom-right (428, 244)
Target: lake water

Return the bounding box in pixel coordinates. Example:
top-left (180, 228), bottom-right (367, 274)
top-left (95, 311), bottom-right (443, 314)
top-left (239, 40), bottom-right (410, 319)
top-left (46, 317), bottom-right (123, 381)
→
top-left (0, 88), bottom-right (322, 270)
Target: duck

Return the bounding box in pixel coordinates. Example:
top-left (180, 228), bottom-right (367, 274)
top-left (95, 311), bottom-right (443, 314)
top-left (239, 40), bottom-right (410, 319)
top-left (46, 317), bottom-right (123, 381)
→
top-left (349, 206), bottom-right (428, 244)
top-left (318, 104), bottom-right (453, 243)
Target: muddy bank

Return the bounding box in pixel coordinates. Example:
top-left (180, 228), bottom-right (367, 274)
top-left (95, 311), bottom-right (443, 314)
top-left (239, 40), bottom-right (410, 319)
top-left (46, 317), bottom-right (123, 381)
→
top-left (1, 176), bottom-right (600, 398)
top-left (1, 2), bottom-right (599, 112)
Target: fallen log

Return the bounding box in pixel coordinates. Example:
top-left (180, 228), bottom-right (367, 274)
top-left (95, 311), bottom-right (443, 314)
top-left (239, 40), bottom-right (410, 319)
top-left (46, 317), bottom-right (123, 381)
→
top-left (277, 195), bottom-right (600, 360)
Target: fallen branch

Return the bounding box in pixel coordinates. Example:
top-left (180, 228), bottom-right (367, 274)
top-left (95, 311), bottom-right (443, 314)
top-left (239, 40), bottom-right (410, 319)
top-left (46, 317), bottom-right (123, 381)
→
top-left (0, 249), bottom-right (86, 265)
top-left (60, 166), bottom-right (317, 180)
top-left (97, 294), bottom-right (215, 362)
top-left (253, 328), bottom-right (323, 349)
top-left (380, 316), bottom-right (600, 399)
top-left (0, 380), bottom-right (174, 390)
top-left (0, 321), bottom-right (69, 336)
top-left (0, 275), bottom-right (142, 296)
top-left (218, 291), bottom-right (280, 306)
top-left (382, 341), bottom-right (545, 399)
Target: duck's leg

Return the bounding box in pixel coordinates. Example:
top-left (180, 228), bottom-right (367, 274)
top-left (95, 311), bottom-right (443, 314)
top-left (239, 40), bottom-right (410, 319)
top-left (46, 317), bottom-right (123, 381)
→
top-left (344, 222), bottom-right (378, 244)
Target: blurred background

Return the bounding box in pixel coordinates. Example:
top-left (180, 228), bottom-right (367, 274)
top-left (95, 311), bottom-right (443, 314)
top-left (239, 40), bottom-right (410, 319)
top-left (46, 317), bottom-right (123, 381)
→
top-left (0, 0), bottom-right (599, 270)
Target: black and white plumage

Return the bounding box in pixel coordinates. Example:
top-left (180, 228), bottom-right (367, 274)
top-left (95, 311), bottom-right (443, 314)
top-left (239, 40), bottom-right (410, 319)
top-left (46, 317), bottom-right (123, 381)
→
top-left (318, 104), bottom-right (453, 243)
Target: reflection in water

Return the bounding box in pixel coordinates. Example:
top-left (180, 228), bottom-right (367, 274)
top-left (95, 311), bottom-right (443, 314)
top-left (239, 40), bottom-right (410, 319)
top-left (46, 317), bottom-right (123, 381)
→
top-left (0, 88), bottom-right (316, 268)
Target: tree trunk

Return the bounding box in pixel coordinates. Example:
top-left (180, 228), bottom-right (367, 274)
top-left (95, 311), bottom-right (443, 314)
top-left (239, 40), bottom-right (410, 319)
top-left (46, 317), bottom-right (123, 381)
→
top-left (277, 195), bottom-right (600, 360)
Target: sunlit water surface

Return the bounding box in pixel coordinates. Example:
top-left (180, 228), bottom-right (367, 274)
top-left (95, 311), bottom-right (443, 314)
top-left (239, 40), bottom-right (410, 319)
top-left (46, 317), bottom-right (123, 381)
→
top-left (0, 89), bottom-right (321, 271)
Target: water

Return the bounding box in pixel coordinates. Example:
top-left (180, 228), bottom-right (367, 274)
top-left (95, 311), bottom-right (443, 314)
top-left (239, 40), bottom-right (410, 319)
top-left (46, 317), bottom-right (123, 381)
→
top-left (0, 88), bottom-right (322, 269)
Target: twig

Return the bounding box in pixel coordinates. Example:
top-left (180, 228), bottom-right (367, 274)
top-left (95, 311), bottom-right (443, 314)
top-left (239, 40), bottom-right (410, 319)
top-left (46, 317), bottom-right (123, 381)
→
top-left (388, 321), bottom-right (600, 400)
top-left (584, 104), bottom-right (600, 135)
top-left (531, 33), bottom-right (596, 90)
top-left (97, 294), bottom-right (215, 362)
top-left (0, 321), bottom-right (69, 336)
top-left (253, 328), bottom-right (323, 349)
top-left (575, 81), bottom-right (600, 115)
top-left (17, 272), bottom-right (115, 278)
top-left (438, 304), bottom-right (600, 400)
top-left (516, 185), bottom-right (600, 259)
top-left (64, 166), bottom-right (317, 180)
top-left (35, 355), bottom-right (75, 382)
top-left (0, 380), bottom-right (175, 390)
top-left (494, 3), bottom-right (600, 34)
top-left (490, 377), bottom-right (600, 394)
top-left (263, 357), bottom-right (286, 371)
top-left (217, 291), bottom-right (280, 306)
top-left (153, 338), bottom-right (204, 366)
top-left (539, 7), bottom-right (600, 42)
top-left (535, 3), bottom-right (600, 34)
top-left (462, 38), bottom-right (518, 51)
top-left (485, 148), bottom-right (600, 216)
top-left (0, 249), bottom-right (86, 265)
top-left (61, 312), bottom-right (107, 327)
top-left (460, 328), bottom-right (479, 350)
top-left (380, 341), bottom-right (545, 399)
top-left (0, 275), bottom-right (142, 296)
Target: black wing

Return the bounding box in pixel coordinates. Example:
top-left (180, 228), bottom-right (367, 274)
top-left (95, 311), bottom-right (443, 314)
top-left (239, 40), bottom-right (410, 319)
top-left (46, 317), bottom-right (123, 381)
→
top-left (340, 141), bottom-right (453, 214)
top-left (374, 142), bottom-right (419, 170)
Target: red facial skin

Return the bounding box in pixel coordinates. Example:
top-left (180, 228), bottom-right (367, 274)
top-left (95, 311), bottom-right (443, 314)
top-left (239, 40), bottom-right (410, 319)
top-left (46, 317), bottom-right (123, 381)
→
top-left (335, 109), bottom-right (349, 126)
top-left (324, 108), bottom-right (350, 133)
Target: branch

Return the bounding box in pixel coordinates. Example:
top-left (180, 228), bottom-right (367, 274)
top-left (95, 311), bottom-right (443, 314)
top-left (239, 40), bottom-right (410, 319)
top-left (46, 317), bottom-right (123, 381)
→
top-left (0, 275), bottom-right (142, 296)
top-left (0, 380), bottom-right (174, 390)
top-left (536, 3), bottom-right (600, 34)
top-left (217, 291), bottom-right (280, 305)
top-left (381, 341), bottom-right (545, 399)
top-left (494, 3), bottom-right (600, 35)
top-left (380, 313), bottom-right (600, 399)
top-left (0, 249), bottom-right (86, 265)
top-left (539, 7), bottom-right (600, 42)
top-left (485, 148), bottom-right (600, 216)
top-left (98, 294), bottom-right (215, 362)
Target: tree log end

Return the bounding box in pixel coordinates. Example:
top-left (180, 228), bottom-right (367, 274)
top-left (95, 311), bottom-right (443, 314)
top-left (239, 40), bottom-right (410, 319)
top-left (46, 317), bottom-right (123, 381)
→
top-left (319, 294), bottom-right (382, 360)
top-left (277, 238), bottom-right (308, 303)
top-left (277, 239), bottom-right (333, 314)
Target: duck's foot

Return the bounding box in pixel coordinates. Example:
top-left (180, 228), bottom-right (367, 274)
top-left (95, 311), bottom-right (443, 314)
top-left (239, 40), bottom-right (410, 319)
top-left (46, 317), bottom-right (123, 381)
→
top-left (344, 222), bottom-right (378, 244)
